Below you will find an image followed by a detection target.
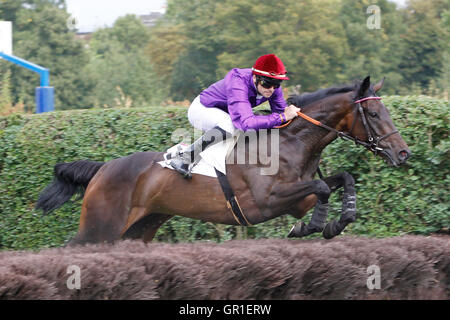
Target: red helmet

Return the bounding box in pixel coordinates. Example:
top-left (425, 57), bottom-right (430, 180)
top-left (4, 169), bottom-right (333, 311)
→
top-left (252, 54), bottom-right (289, 80)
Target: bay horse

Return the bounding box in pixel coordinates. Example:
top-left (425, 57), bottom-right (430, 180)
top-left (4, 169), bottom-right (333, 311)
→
top-left (36, 76), bottom-right (410, 245)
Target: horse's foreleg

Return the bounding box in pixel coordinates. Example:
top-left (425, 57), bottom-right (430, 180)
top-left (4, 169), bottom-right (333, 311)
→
top-left (321, 171), bottom-right (357, 239)
top-left (141, 214), bottom-right (173, 242)
top-left (120, 207), bottom-right (147, 237)
top-left (122, 213), bottom-right (173, 243)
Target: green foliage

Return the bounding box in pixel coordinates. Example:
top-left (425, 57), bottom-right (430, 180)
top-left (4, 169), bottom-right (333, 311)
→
top-left (0, 96), bottom-right (448, 250)
top-left (162, 0), bottom-right (224, 100)
top-left (398, 0), bottom-right (448, 89)
top-left (2, 0), bottom-right (449, 108)
top-left (0, 68), bottom-right (13, 110)
top-left (85, 15), bottom-right (166, 108)
top-left (0, 66), bottom-right (26, 116)
top-left (337, 0), bottom-right (406, 94)
top-left (150, 0), bottom-right (450, 100)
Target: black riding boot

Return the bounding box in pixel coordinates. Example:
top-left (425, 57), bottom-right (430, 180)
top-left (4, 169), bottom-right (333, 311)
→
top-left (170, 126), bottom-right (228, 179)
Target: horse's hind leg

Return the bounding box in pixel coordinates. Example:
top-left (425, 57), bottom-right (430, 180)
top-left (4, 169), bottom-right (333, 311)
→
top-left (67, 205), bottom-right (127, 246)
top-left (122, 213), bottom-right (173, 243)
top-left (321, 171), bottom-right (357, 239)
top-left (67, 188), bottom-right (133, 246)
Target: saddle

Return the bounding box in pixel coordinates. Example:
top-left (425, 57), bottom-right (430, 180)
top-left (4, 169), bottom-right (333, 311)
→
top-left (158, 134), bottom-right (250, 226)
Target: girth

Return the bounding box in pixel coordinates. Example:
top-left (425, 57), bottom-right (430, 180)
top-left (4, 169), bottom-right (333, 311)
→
top-left (214, 168), bottom-right (252, 226)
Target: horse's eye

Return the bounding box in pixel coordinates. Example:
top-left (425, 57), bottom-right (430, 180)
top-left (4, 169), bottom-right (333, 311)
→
top-left (369, 111), bottom-right (378, 118)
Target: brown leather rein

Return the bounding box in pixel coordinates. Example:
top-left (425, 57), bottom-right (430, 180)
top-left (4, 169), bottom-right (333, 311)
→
top-left (275, 96), bottom-right (399, 155)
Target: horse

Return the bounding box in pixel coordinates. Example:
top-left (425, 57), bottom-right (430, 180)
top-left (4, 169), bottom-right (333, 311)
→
top-left (36, 76), bottom-right (410, 245)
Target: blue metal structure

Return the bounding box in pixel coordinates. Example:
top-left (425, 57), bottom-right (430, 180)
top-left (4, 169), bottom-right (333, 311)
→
top-left (0, 52), bottom-right (54, 113)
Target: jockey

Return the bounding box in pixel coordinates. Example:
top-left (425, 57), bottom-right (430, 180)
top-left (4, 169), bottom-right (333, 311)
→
top-left (170, 53), bottom-right (301, 178)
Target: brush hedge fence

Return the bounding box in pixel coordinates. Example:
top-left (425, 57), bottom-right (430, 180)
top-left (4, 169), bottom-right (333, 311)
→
top-left (0, 96), bottom-right (448, 250)
top-left (0, 236), bottom-right (448, 300)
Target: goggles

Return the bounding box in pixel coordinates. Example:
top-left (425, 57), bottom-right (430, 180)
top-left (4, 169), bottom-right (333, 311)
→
top-left (257, 76), bottom-right (282, 89)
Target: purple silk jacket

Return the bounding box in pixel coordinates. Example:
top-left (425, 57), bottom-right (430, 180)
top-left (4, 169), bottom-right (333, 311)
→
top-left (199, 68), bottom-right (287, 131)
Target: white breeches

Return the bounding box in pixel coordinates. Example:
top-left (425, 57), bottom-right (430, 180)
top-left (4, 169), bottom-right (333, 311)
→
top-left (188, 96), bottom-right (236, 134)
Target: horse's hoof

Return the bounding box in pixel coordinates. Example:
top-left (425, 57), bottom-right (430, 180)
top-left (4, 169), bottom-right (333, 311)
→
top-left (287, 222), bottom-right (306, 238)
top-left (287, 224), bottom-right (296, 238)
top-left (322, 220), bottom-right (338, 240)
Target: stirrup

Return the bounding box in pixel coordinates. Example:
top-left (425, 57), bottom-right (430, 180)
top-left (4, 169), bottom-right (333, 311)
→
top-left (170, 158), bottom-right (193, 179)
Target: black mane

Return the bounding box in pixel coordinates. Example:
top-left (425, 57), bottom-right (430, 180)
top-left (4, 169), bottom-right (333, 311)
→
top-left (287, 82), bottom-right (359, 107)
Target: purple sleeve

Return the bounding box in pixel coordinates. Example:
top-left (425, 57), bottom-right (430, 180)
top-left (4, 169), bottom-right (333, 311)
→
top-left (226, 75), bottom-right (283, 131)
top-left (269, 87), bottom-right (288, 113)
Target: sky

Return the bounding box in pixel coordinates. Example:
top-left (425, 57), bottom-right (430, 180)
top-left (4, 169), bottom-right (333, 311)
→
top-left (65, 0), bottom-right (408, 33)
top-left (66, 0), bottom-right (167, 32)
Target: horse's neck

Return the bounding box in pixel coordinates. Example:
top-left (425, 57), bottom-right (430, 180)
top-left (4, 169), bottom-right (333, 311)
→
top-left (305, 92), bottom-right (353, 129)
top-left (279, 93), bottom-right (353, 175)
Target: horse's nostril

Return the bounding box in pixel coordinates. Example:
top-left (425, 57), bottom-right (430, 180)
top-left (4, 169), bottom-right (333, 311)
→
top-left (399, 150), bottom-right (410, 161)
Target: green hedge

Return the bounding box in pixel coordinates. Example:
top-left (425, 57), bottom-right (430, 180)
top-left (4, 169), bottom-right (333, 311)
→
top-left (0, 96), bottom-right (448, 250)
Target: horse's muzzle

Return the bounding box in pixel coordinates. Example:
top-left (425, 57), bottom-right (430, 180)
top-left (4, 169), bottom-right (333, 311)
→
top-left (380, 148), bottom-right (411, 167)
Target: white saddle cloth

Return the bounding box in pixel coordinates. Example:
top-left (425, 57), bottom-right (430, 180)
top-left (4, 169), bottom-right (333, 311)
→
top-left (158, 134), bottom-right (239, 178)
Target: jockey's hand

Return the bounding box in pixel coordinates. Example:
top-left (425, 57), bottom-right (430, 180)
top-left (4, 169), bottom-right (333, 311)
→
top-left (284, 104), bottom-right (301, 121)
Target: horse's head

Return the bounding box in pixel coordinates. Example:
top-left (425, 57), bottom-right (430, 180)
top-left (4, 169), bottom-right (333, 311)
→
top-left (344, 76), bottom-right (411, 166)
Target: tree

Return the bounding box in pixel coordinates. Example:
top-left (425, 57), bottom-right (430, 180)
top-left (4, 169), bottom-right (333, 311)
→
top-left (86, 15), bottom-right (165, 107)
top-left (436, 9), bottom-right (450, 97)
top-left (152, 0), bottom-right (350, 100)
top-left (210, 0), bottom-right (349, 92)
top-left (399, 0), bottom-right (448, 90)
top-left (146, 23), bottom-right (186, 88)
top-left (162, 0), bottom-right (225, 101)
top-left (0, 69), bottom-right (13, 113)
top-left (338, 0), bottom-right (407, 94)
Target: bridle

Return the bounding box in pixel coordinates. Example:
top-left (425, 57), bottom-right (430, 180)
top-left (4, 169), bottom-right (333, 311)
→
top-left (346, 96), bottom-right (399, 155)
top-left (277, 96), bottom-right (399, 155)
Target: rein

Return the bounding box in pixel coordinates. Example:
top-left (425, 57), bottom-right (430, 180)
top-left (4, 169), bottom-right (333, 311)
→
top-left (276, 96), bottom-right (399, 154)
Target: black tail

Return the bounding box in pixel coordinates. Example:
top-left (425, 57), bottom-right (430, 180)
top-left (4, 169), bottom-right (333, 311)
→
top-left (35, 160), bottom-right (105, 215)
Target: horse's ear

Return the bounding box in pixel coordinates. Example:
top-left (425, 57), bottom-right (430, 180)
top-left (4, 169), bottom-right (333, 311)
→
top-left (373, 77), bottom-right (385, 93)
top-left (358, 76), bottom-right (371, 97)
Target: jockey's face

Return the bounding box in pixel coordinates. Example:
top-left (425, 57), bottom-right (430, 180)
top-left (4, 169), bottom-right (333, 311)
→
top-left (253, 75), bottom-right (276, 99)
